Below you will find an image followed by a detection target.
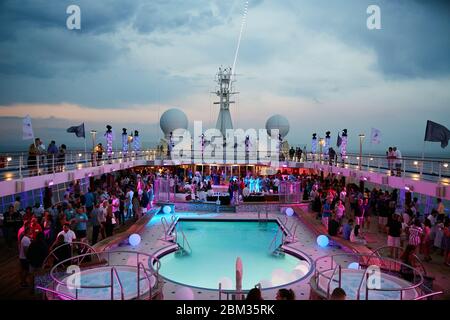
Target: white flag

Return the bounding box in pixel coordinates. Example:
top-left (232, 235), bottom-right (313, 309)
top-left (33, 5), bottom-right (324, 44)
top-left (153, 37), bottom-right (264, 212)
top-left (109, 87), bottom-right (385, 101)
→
top-left (22, 115), bottom-right (34, 140)
top-left (371, 127), bottom-right (381, 144)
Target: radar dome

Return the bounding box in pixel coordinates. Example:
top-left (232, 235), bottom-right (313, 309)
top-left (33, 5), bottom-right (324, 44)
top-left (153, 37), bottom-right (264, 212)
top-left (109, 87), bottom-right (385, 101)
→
top-left (265, 114), bottom-right (290, 138)
top-left (160, 108), bottom-right (189, 136)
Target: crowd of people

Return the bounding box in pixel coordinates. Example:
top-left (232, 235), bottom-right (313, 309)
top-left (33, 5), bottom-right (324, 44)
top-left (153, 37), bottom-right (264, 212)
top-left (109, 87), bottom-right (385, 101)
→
top-left (306, 173), bottom-right (450, 268)
top-left (2, 169), bottom-right (158, 288)
top-left (27, 138), bottom-right (67, 175)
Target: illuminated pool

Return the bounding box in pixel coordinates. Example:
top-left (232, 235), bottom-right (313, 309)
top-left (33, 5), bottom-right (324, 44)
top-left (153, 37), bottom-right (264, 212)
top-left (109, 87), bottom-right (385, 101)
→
top-left (157, 219), bottom-right (312, 291)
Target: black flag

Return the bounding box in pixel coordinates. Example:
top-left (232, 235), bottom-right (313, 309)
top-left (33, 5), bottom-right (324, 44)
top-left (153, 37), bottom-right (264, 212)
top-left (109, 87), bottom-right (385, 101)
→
top-left (67, 123), bottom-right (85, 138)
top-left (337, 133), bottom-right (342, 147)
top-left (424, 120), bottom-right (450, 148)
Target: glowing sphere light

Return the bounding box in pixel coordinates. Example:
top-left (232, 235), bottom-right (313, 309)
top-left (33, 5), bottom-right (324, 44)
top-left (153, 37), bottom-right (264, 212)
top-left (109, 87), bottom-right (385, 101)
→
top-left (129, 233), bottom-right (141, 247)
top-left (317, 235), bottom-right (329, 247)
top-left (348, 262), bottom-right (360, 270)
top-left (163, 205), bottom-right (172, 214)
top-left (285, 207), bottom-right (294, 216)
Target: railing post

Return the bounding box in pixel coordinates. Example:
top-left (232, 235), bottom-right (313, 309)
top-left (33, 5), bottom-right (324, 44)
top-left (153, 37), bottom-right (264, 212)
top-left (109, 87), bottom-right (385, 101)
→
top-left (111, 269), bottom-right (114, 300)
top-left (36, 155), bottom-right (40, 175)
top-left (365, 273), bottom-right (369, 300)
top-left (439, 162), bottom-right (442, 180)
top-left (19, 155), bottom-right (23, 179)
top-left (52, 155), bottom-right (55, 173)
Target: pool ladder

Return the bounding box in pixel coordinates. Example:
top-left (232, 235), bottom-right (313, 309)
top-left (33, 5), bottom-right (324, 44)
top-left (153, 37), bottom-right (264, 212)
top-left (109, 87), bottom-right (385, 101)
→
top-left (257, 207), bottom-right (269, 222)
top-left (268, 226), bottom-right (285, 257)
top-left (174, 223), bottom-right (192, 256)
top-left (160, 215), bottom-right (178, 241)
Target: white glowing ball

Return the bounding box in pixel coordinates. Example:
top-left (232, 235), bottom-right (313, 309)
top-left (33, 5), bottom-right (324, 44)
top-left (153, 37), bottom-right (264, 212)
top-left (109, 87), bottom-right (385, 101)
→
top-left (128, 233), bottom-right (141, 246)
top-left (348, 262), bottom-right (360, 270)
top-left (285, 207), bottom-right (294, 216)
top-left (317, 235), bottom-right (329, 247)
top-left (163, 205), bottom-right (172, 214)
top-left (218, 277), bottom-right (233, 290)
top-left (174, 286), bottom-right (194, 300)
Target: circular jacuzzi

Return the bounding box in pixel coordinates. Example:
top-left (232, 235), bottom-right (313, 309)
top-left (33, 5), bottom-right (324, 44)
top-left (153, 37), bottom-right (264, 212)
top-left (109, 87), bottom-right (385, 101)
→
top-left (55, 266), bottom-right (156, 300)
top-left (316, 269), bottom-right (419, 300)
top-left (154, 219), bottom-right (313, 291)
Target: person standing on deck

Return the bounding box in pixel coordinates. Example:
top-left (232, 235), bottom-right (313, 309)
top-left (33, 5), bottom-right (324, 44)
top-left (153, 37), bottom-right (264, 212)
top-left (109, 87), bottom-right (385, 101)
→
top-left (393, 147), bottom-right (402, 177)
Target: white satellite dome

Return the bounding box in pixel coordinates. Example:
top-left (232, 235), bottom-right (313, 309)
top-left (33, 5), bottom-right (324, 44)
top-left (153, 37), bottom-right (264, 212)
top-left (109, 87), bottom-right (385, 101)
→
top-left (265, 114), bottom-right (290, 138)
top-left (159, 108), bottom-right (189, 136)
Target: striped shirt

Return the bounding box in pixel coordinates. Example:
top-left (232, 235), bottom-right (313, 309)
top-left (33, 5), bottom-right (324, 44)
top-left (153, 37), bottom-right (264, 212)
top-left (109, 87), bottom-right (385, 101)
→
top-left (408, 226), bottom-right (423, 246)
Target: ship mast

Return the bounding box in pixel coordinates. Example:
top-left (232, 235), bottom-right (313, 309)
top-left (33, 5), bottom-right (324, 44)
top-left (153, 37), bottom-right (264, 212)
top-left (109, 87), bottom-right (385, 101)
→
top-left (214, 67), bottom-right (237, 137)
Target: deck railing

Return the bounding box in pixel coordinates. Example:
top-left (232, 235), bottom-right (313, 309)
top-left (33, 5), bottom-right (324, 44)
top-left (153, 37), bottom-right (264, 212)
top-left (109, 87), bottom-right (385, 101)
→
top-left (0, 149), bottom-right (448, 183)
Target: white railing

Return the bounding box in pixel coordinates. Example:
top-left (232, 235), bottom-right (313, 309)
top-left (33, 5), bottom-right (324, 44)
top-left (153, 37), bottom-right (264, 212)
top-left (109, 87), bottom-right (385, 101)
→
top-left (0, 149), bottom-right (448, 183)
top-left (313, 252), bottom-right (430, 300)
top-left (48, 250), bottom-right (161, 300)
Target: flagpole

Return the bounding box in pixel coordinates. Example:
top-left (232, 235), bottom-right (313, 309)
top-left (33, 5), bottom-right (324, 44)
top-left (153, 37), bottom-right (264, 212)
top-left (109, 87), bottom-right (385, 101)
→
top-left (84, 137), bottom-right (87, 163)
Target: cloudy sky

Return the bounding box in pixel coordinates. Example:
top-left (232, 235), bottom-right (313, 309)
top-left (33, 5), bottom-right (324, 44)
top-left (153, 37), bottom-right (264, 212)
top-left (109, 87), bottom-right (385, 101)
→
top-left (0, 0), bottom-right (449, 155)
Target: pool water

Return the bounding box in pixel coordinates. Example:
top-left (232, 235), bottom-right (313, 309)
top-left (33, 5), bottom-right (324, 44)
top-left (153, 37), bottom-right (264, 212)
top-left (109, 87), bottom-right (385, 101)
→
top-left (158, 220), bottom-right (310, 290)
top-left (57, 266), bottom-right (153, 300)
top-left (321, 270), bottom-right (418, 300)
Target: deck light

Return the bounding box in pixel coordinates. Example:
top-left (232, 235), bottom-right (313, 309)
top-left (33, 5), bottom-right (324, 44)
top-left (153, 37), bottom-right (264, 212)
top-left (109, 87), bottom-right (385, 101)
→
top-left (317, 235), bottom-right (329, 247)
top-left (128, 233), bottom-right (141, 246)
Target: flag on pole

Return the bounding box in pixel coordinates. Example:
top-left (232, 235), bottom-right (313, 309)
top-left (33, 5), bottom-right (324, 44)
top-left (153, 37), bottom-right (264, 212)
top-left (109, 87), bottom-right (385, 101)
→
top-left (424, 120), bottom-right (450, 148)
top-left (22, 115), bottom-right (34, 140)
top-left (67, 123), bottom-right (85, 138)
top-left (336, 133), bottom-right (342, 147)
top-left (370, 128), bottom-right (381, 144)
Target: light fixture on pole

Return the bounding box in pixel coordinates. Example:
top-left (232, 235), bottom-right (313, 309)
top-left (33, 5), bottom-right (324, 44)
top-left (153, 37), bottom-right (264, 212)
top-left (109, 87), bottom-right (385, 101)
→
top-left (90, 130), bottom-right (97, 151)
top-left (319, 138), bottom-right (325, 164)
top-left (358, 133), bottom-right (365, 170)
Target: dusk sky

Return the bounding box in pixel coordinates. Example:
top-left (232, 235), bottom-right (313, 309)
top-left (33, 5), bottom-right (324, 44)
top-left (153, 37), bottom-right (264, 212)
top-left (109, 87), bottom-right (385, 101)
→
top-left (0, 0), bottom-right (449, 155)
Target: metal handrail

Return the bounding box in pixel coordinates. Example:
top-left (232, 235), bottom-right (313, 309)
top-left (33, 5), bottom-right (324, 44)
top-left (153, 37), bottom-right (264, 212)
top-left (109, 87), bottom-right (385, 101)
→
top-left (36, 286), bottom-right (77, 300)
top-left (48, 250), bottom-right (161, 298)
top-left (368, 245), bottom-right (427, 276)
top-left (175, 223), bottom-right (192, 254)
top-left (110, 266), bottom-right (125, 300)
top-left (268, 226), bottom-right (283, 253)
top-left (326, 264), bottom-right (341, 299)
top-left (161, 217), bottom-right (168, 240)
top-left (137, 262), bottom-right (154, 300)
top-left (43, 241), bottom-right (100, 268)
top-left (314, 252), bottom-right (425, 300)
top-left (1, 149), bottom-right (448, 181)
top-left (413, 291), bottom-right (443, 300)
top-left (356, 267), bottom-right (370, 300)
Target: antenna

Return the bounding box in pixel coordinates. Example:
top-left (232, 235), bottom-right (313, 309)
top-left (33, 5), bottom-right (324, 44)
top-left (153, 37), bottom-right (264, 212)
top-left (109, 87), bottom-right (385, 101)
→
top-left (231, 0), bottom-right (249, 84)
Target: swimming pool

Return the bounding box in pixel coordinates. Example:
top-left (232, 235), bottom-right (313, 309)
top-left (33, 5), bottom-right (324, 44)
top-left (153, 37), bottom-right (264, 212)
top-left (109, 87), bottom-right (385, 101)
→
top-left (157, 219), bottom-right (312, 291)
